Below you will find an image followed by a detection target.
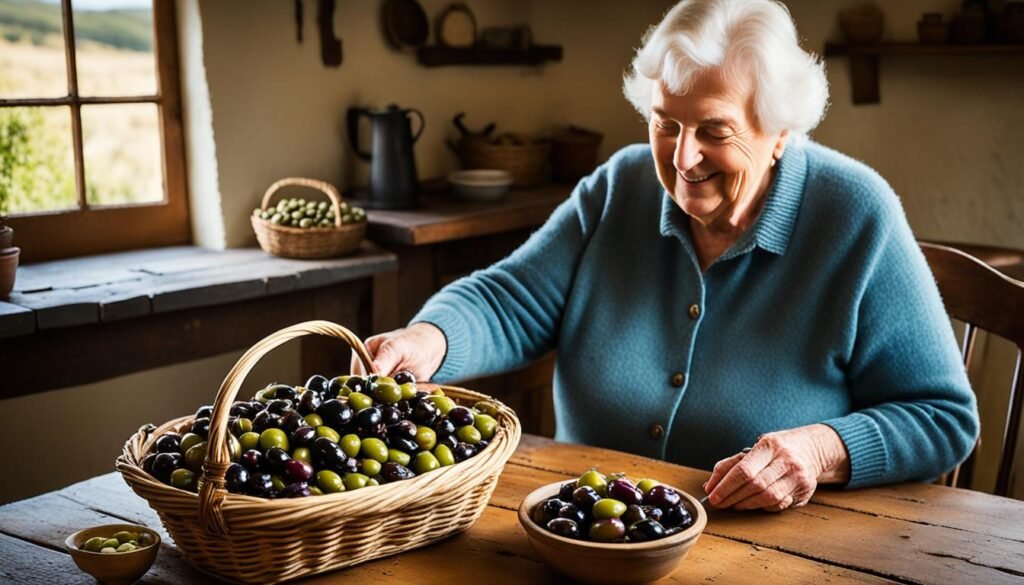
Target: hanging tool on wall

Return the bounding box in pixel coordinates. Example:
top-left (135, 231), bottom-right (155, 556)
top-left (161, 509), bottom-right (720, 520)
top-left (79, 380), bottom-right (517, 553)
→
top-left (293, 0), bottom-right (342, 67)
top-left (318, 0), bottom-right (343, 67)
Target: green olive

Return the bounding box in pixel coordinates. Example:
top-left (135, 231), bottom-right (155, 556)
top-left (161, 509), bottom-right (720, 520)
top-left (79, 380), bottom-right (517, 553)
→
top-left (317, 470), bottom-right (344, 493)
top-left (228, 434), bottom-right (242, 461)
top-left (415, 426), bottom-right (437, 450)
top-left (340, 434), bottom-right (362, 458)
top-left (315, 425), bottom-right (340, 443)
top-left (578, 470), bottom-right (608, 496)
top-left (292, 447), bottom-right (312, 465)
top-left (271, 475), bottom-right (286, 492)
top-left (474, 414), bottom-right (497, 440)
top-left (138, 533), bottom-right (155, 547)
top-left (373, 383), bottom-right (402, 404)
top-left (170, 468), bottom-right (196, 491)
top-left (348, 391), bottom-right (373, 411)
top-left (399, 383), bottom-right (417, 400)
top-left (304, 414), bottom-right (323, 428)
top-left (82, 537), bottom-right (107, 552)
top-left (473, 401), bottom-right (500, 417)
top-left (636, 478), bottom-right (659, 495)
top-left (239, 432), bottom-right (260, 452)
top-left (361, 459), bottom-right (382, 477)
top-left (361, 438), bottom-right (388, 463)
top-left (101, 538), bottom-right (120, 550)
top-left (367, 477), bottom-right (380, 487)
top-left (308, 486), bottom-right (324, 496)
top-left (429, 395), bottom-right (457, 415)
top-left (433, 444), bottom-right (455, 467)
top-left (592, 498), bottom-right (627, 519)
top-left (180, 432), bottom-right (204, 453)
top-left (230, 417), bottom-right (253, 436)
top-left (456, 425), bottom-right (481, 444)
top-left (388, 448), bottom-right (411, 466)
top-left (101, 547), bottom-right (118, 554)
top-left (113, 531), bottom-right (138, 545)
top-left (116, 543), bottom-right (138, 553)
top-left (412, 452), bottom-right (440, 474)
top-left (184, 441), bottom-right (207, 472)
top-left (259, 428), bottom-right (289, 452)
top-left (343, 472), bottom-right (369, 491)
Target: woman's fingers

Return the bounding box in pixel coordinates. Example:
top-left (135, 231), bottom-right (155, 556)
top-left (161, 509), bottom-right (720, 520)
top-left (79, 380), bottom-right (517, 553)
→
top-left (703, 451), bottom-right (746, 496)
top-left (715, 456), bottom-right (791, 509)
top-left (705, 446), bottom-right (773, 507)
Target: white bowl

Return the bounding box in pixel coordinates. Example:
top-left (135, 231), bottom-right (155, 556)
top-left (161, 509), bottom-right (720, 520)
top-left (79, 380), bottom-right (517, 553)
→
top-left (448, 170), bottom-right (513, 202)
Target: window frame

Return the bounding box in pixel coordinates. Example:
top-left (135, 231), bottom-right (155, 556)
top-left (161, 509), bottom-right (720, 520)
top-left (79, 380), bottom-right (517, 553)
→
top-left (2, 0), bottom-right (190, 263)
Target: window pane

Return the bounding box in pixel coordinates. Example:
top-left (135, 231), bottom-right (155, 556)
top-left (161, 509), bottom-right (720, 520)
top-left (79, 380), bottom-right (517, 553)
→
top-left (1, 106), bottom-right (77, 215)
top-left (0, 0), bottom-right (69, 98)
top-left (82, 103), bottom-right (162, 206)
top-left (73, 0), bottom-right (156, 97)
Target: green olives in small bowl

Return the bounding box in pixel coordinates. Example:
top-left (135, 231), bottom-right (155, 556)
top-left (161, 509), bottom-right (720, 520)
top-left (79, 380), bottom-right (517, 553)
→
top-left (517, 480), bottom-right (705, 585)
top-left (66, 523), bottom-right (160, 585)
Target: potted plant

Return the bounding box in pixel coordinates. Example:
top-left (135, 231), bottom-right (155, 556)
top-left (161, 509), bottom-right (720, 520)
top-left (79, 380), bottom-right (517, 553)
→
top-left (0, 113), bottom-right (20, 298)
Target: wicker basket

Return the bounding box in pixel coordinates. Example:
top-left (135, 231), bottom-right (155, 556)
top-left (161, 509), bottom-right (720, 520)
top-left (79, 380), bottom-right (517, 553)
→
top-left (458, 139), bottom-right (551, 188)
top-left (116, 321), bottom-right (522, 584)
top-left (251, 178), bottom-right (366, 259)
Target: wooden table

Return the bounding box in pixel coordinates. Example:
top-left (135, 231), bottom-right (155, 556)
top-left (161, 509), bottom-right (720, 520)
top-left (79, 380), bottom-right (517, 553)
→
top-left (366, 186), bottom-right (572, 436)
top-left (3, 434), bottom-right (1022, 584)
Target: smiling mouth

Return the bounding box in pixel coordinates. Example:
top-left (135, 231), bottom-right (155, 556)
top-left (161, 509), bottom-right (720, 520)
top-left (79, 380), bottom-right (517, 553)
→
top-left (681, 172), bottom-right (719, 184)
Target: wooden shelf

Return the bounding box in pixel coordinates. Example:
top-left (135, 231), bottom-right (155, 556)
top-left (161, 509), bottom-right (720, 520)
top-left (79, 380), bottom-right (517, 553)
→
top-left (416, 44), bottom-right (562, 67)
top-left (823, 42), bottom-right (1024, 105)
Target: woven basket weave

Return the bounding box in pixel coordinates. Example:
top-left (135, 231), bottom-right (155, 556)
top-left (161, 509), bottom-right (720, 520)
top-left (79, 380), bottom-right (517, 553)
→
top-left (251, 178), bottom-right (366, 259)
top-left (116, 321), bottom-right (521, 584)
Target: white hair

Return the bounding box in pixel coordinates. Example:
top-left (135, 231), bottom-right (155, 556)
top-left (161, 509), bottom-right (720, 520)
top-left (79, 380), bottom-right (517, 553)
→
top-left (623, 0), bottom-right (829, 136)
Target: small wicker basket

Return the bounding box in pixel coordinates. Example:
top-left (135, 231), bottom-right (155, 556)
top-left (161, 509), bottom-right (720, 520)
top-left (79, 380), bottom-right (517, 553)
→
top-left (458, 139), bottom-right (551, 188)
top-left (116, 321), bottom-right (521, 584)
top-left (251, 178), bottom-right (366, 259)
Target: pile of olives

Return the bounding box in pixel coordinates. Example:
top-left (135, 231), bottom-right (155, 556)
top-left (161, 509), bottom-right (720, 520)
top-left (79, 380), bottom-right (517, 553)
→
top-left (253, 197), bottom-right (366, 229)
top-left (142, 372), bottom-right (500, 499)
top-left (80, 531), bottom-right (156, 554)
top-left (532, 470), bottom-right (694, 543)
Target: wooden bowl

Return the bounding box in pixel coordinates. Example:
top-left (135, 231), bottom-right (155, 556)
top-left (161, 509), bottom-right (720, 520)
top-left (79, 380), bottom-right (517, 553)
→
top-left (518, 481), bottom-right (707, 584)
top-left (65, 523), bottom-right (160, 585)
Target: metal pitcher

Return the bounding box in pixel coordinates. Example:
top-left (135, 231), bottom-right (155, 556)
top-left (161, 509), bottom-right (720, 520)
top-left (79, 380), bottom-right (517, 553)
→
top-left (346, 104), bottom-right (425, 209)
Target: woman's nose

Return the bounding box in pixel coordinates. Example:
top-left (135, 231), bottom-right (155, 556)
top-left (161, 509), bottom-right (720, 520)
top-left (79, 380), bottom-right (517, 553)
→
top-left (674, 131), bottom-right (703, 172)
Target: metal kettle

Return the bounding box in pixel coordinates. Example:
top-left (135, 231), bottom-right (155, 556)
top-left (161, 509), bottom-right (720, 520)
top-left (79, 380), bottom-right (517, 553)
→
top-left (347, 104), bottom-right (424, 209)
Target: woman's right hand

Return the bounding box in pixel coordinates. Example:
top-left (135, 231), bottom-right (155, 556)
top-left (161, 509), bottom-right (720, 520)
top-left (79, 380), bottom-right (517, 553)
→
top-left (350, 322), bottom-right (447, 381)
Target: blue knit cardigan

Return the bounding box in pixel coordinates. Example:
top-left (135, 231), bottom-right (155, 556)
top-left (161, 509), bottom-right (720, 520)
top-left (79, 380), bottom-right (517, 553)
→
top-left (414, 139), bottom-right (979, 488)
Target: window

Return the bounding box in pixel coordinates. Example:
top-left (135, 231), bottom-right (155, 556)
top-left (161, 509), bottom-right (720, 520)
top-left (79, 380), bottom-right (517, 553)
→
top-left (0, 0), bottom-right (189, 262)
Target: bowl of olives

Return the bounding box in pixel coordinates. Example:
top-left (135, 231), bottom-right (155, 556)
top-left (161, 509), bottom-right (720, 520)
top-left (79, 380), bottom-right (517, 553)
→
top-left (65, 523), bottom-right (160, 585)
top-left (517, 471), bottom-right (706, 585)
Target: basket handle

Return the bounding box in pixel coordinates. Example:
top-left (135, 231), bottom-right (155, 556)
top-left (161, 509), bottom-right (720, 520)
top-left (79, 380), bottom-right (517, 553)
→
top-left (198, 320), bottom-right (377, 535)
top-left (261, 177), bottom-right (344, 228)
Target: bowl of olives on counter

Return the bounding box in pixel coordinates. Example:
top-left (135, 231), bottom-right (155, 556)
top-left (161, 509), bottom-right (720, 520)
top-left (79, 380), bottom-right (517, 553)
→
top-left (140, 371), bottom-right (501, 499)
top-left (517, 470), bottom-right (706, 585)
top-left (65, 524), bottom-right (160, 585)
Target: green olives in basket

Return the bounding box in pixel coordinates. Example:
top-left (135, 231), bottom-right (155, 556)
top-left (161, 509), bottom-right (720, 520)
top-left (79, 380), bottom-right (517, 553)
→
top-left (143, 373), bottom-right (503, 499)
top-left (253, 197), bottom-right (366, 229)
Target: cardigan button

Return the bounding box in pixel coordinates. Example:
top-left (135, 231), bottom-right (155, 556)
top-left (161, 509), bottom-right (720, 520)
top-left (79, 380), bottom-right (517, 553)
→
top-left (670, 372), bottom-right (685, 387)
top-left (649, 424), bottom-right (664, 440)
top-left (688, 304), bottom-right (701, 319)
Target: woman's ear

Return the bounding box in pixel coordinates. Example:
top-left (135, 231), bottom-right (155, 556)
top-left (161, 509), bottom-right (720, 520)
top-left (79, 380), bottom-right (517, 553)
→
top-left (773, 130), bottom-right (790, 161)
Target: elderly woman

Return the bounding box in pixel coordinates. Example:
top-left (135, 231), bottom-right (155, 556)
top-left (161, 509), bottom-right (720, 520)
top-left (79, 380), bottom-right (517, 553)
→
top-left (354, 0), bottom-right (979, 511)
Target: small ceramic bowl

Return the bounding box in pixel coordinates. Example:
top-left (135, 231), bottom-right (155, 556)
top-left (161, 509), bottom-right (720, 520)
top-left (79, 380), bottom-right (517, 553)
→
top-left (448, 169), bottom-right (513, 202)
top-left (65, 523), bottom-right (161, 585)
top-left (518, 481), bottom-right (707, 585)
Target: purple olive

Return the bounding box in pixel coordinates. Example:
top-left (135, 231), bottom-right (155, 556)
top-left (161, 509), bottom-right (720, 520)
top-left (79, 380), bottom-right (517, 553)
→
top-left (380, 405), bottom-right (402, 426)
top-left (304, 374), bottom-right (329, 395)
top-left (313, 437), bottom-right (348, 471)
top-left (546, 518), bottom-right (580, 539)
top-left (621, 504), bottom-right (648, 528)
top-left (282, 459), bottom-right (314, 483)
top-left (264, 447), bottom-right (290, 473)
top-left (645, 485), bottom-right (682, 510)
top-left (278, 482), bottom-right (311, 498)
top-left (291, 426), bottom-right (316, 448)
top-left (572, 486), bottom-right (601, 513)
top-left (278, 410), bottom-right (305, 434)
top-left (558, 502), bottom-right (586, 526)
top-left (190, 418), bottom-right (211, 439)
top-left (152, 452), bottom-right (183, 482)
top-left (626, 518), bottom-right (667, 542)
top-left (607, 478), bottom-right (644, 507)
top-left (240, 449), bottom-right (264, 473)
top-left (393, 370), bottom-right (415, 385)
top-left (247, 472), bottom-right (275, 498)
top-left (589, 518), bottom-right (626, 542)
top-left (452, 442), bottom-right (476, 462)
top-left (194, 405), bottom-right (214, 419)
top-left (297, 390), bottom-right (322, 415)
top-left (380, 462), bottom-right (416, 482)
top-left (387, 419), bottom-right (418, 441)
top-left (447, 406), bottom-right (475, 428)
top-left (252, 410), bottom-right (281, 433)
top-left (533, 498), bottom-right (566, 526)
top-left (662, 503), bottom-right (694, 529)
top-left (267, 399), bottom-right (293, 415)
top-left (317, 399), bottom-right (354, 430)
top-left (558, 481), bottom-right (576, 502)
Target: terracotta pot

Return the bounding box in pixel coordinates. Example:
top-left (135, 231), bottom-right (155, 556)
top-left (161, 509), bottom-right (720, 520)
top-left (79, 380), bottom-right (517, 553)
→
top-left (0, 246), bottom-right (19, 299)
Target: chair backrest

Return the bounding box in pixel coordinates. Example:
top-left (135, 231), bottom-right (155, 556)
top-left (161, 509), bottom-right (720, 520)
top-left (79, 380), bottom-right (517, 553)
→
top-left (920, 242), bottom-right (1024, 496)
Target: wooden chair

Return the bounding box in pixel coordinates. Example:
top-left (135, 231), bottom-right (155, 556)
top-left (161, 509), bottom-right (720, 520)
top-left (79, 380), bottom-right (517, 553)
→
top-left (920, 242), bottom-right (1024, 496)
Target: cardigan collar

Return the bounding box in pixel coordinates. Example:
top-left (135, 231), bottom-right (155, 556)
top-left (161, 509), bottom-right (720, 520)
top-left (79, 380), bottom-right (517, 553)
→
top-left (658, 138), bottom-right (808, 258)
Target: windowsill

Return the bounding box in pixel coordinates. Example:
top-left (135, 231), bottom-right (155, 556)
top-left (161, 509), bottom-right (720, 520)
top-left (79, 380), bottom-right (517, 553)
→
top-left (0, 243), bottom-right (397, 338)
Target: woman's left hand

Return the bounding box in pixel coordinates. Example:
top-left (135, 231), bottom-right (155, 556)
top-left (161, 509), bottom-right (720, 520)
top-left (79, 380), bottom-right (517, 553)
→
top-left (702, 424), bottom-right (850, 512)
